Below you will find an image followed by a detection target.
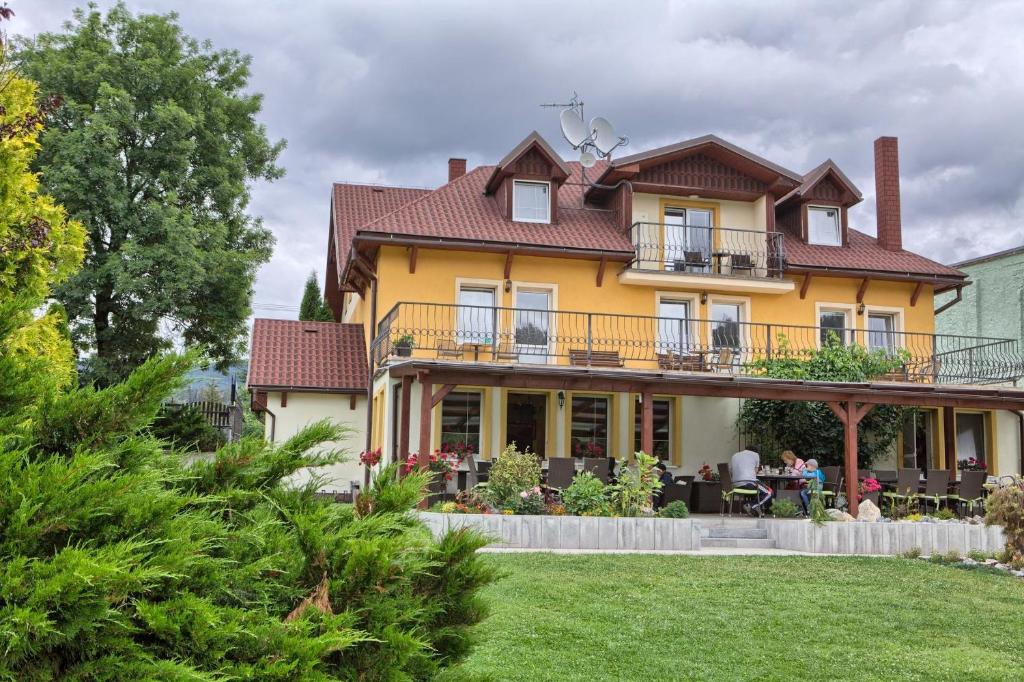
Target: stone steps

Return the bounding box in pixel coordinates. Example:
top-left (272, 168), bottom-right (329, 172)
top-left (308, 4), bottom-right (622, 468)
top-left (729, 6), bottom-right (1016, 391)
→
top-left (702, 537), bottom-right (778, 549)
top-left (706, 527), bottom-right (769, 539)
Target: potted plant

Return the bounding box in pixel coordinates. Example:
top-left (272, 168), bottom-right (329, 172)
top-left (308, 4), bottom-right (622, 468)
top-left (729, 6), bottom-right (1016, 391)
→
top-left (858, 477), bottom-right (882, 507)
top-left (393, 334), bottom-right (415, 357)
top-left (961, 456), bottom-right (987, 472)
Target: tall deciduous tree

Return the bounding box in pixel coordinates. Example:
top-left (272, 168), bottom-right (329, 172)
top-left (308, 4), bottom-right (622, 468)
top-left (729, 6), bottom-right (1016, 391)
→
top-left (17, 3), bottom-right (284, 385)
top-left (298, 270), bottom-right (332, 321)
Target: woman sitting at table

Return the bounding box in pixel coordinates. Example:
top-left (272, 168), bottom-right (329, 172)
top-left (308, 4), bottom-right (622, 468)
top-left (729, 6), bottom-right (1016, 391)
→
top-left (781, 450), bottom-right (805, 490)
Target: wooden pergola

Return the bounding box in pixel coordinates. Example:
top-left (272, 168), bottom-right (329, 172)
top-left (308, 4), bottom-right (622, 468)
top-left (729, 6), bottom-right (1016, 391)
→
top-left (388, 360), bottom-right (1024, 517)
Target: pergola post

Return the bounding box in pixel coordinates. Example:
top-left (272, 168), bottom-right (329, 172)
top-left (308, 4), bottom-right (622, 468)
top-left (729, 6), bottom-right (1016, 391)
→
top-left (640, 391), bottom-right (654, 456)
top-left (418, 375), bottom-right (432, 469)
top-left (827, 398), bottom-right (874, 518)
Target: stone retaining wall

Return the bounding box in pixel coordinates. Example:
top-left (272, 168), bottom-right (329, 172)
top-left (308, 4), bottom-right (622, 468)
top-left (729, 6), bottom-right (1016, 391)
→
top-left (763, 518), bottom-right (1006, 555)
top-left (420, 512), bottom-right (1007, 556)
top-left (420, 512), bottom-right (701, 551)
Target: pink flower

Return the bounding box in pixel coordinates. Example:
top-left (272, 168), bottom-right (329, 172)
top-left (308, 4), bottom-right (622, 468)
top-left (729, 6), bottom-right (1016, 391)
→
top-left (520, 491), bottom-right (529, 499)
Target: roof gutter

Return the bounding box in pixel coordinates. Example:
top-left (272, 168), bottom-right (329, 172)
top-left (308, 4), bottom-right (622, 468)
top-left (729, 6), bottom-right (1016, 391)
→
top-left (785, 265), bottom-right (966, 292)
top-left (248, 384), bottom-right (366, 395)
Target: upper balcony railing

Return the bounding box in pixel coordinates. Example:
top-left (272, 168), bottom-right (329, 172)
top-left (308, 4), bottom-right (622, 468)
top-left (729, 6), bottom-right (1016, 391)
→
top-left (628, 222), bottom-right (785, 279)
top-left (371, 302), bottom-right (1024, 385)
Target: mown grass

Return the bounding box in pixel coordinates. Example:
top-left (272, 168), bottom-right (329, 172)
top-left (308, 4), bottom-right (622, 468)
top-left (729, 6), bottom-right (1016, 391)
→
top-left (453, 553), bottom-right (1024, 681)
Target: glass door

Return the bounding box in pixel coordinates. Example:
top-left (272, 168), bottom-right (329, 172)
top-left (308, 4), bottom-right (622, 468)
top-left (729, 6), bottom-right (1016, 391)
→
top-left (657, 299), bottom-right (691, 353)
top-left (663, 207), bottom-right (712, 272)
top-left (514, 290), bottom-right (551, 362)
top-left (457, 287), bottom-right (495, 344)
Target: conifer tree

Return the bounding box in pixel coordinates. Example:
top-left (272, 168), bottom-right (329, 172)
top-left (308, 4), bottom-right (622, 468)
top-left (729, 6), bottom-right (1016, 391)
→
top-left (298, 270), bottom-right (332, 321)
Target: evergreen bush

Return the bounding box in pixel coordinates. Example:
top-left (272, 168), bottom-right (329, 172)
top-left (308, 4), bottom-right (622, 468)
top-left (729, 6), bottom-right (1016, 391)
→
top-left (151, 403), bottom-right (226, 451)
top-left (658, 500), bottom-right (690, 519)
top-left (561, 472), bottom-right (611, 516)
top-left (483, 443), bottom-right (541, 508)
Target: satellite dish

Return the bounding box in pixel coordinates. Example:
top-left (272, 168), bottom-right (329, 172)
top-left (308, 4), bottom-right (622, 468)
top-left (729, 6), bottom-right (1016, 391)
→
top-left (579, 150), bottom-right (597, 168)
top-left (590, 117), bottom-right (619, 155)
top-left (560, 108), bottom-right (589, 147)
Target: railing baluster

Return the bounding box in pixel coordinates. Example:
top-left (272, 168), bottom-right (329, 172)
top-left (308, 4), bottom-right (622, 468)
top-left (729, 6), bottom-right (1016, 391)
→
top-left (586, 313), bottom-right (593, 366)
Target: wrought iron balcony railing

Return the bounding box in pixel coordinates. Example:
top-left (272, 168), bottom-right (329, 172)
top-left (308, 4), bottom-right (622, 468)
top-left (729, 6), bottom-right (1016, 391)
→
top-left (627, 222), bottom-right (785, 279)
top-left (371, 302), bottom-right (1024, 385)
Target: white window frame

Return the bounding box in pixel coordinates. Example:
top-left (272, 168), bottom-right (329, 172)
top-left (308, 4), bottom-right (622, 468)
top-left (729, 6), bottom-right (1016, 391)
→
top-left (656, 291), bottom-right (699, 354)
top-left (706, 295), bottom-right (750, 361)
top-left (807, 205), bottom-right (842, 246)
top-left (455, 283), bottom-right (498, 344)
top-left (815, 302), bottom-right (856, 347)
top-left (510, 282), bottom-right (558, 364)
top-left (863, 305), bottom-right (904, 355)
top-left (512, 180), bottom-right (551, 224)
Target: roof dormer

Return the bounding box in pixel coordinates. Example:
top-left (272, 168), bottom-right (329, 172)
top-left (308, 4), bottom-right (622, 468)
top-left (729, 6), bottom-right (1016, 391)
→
top-left (485, 131), bottom-right (570, 224)
top-left (775, 159), bottom-right (862, 247)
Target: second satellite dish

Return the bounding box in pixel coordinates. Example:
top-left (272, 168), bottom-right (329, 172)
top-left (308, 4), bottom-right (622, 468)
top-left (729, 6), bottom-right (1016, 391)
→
top-left (590, 117), bottom-right (619, 156)
top-left (560, 108), bottom-right (589, 148)
top-left (579, 151), bottom-right (597, 168)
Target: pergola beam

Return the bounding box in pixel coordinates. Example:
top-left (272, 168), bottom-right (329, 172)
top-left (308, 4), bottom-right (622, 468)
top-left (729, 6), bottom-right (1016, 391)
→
top-left (640, 391), bottom-right (654, 455)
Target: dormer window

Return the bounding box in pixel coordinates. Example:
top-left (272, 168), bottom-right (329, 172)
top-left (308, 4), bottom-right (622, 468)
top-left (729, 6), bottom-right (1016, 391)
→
top-left (808, 206), bottom-right (841, 246)
top-left (512, 180), bottom-right (550, 223)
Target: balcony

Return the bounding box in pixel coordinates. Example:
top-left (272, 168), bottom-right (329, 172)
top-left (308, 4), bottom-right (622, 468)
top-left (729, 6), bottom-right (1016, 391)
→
top-left (372, 302), bottom-right (1024, 385)
top-left (620, 222), bottom-right (790, 292)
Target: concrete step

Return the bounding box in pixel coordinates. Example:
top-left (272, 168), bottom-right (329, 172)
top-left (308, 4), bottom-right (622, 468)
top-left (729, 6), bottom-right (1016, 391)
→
top-left (701, 537), bottom-right (778, 549)
top-left (697, 516), bottom-right (764, 529)
top-left (706, 527), bottom-right (769, 539)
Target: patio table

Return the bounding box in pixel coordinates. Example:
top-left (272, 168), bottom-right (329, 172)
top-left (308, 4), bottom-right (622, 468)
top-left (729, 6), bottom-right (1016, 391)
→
top-left (757, 473), bottom-right (806, 505)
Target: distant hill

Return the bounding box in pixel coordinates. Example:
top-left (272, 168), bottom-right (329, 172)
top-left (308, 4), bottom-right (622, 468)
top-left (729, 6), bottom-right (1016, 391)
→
top-left (173, 361), bottom-right (248, 403)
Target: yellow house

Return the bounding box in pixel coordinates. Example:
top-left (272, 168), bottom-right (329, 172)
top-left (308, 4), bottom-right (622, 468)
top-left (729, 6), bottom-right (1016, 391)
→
top-left (250, 132), bottom-right (1024, 497)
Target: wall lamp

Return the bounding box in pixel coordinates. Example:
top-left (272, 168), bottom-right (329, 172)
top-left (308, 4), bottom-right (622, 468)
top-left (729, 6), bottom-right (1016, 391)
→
top-left (557, 391), bottom-right (565, 409)
top-left (504, 278), bottom-right (512, 293)
top-left (700, 292), bottom-right (708, 305)
top-left (857, 303), bottom-right (865, 316)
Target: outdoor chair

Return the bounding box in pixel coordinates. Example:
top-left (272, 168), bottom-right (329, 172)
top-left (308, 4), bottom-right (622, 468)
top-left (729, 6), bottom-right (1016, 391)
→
top-left (948, 469), bottom-right (987, 517)
top-left (717, 462), bottom-right (759, 516)
top-left (874, 470), bottom-right (897, 487)
top-left (713, 347), bottom-right (735, 373)
top-left (857, 469), bottom-right (872, 481)
top-left (881, 468), bottom-right (921, 513)
top-left (546, 458), bottom-right (577, 490)
top-left (677, 353), bottom-right (706, 372)
top-left (657, 351), bottom-right (682, 370)
top-left (820, 466), bottom-right (842, 506)
top-left (582, 457), bottom-right (610, 483)
top-left (728, 253), bottom-right (755, 276)
top-left (673, 250), bottom-right (710, 273)
top-left (919, 469), bottom-right (950, 514)
top-left (436, 339), bottom-right (463, 359)
top-left (493, 341), bottom-right (519, 363)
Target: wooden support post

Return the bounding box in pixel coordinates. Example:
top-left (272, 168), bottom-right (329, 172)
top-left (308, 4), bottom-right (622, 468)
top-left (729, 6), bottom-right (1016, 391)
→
top-left (408, 246), bottom-right (418, 274)
top-left (596, 256), bottom-right (607, 287)
top-left (418, 376), bottom-right (432, 468)
top-left (910, 281), bottom-right (924, 307)
top-left (504, 251), bottom-right (514, 280)
top-left (943, 407), bottom-right (957, 472)
top-left (641, 391), bottom-right (654, 456)
top-left (800, 273), bottom-right (813, 299)
top-left (827, 399), bottom-right (874, 518)
top-left (399, 375), bottom-right (412, 463)
top-left (856, 277), bottom-right (871, 304)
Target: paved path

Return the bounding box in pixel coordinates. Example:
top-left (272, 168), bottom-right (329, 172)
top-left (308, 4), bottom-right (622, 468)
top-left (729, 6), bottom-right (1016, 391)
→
top-left (478, 547), bottom-right (890, 557)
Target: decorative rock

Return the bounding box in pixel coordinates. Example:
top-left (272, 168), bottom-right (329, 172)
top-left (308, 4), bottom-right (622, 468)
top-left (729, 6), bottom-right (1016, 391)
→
top-left (857, 500), bottom-right (882, 523)
top-left (985, 558), bottom-right (999, 566)
top-left (1013, 570), bottom-right (1024, 578)
top-left (996, 563), bottom-right (1009, 570)
top-left (920, 517), bottom-right (935, 523)
top-left (826, 509), bottom-right (848, 522)
top-left (963, 557), bottom-right (978, 565)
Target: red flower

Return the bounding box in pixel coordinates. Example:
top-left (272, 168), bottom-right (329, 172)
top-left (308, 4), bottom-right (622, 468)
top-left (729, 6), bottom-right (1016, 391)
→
top-left (359, 447), bottom-right (382, 467)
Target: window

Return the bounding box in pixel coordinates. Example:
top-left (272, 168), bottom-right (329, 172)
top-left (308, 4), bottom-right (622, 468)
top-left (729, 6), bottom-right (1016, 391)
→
top-left (634, 397), bottom-right (672, 461)
top-left (664, 207), bottom-right (712, 271)
top-left (818, 308), bottom-right (850, 346)
top-left (440, 391), bottom-right (482, 453)
top-left (808, 206), bottom-right (841, 246)
top-left (956, 413), bottom-right (988, 469)
top-left (457, 287), bottom-right (495, 343)
top-left (512, 180), bottom-right (550, 223)
top-left (711, 302), bottom-right (742, 350)
top-left (657, 299), bottom-right (691, 352)
top-left (514, 289), bottom-right (551, 359)
top-left (867, 312), bottom-right (897, 354)
top-left (902, 410), bottom-right (934, 472)
top-left (570, 396), bottom-right (609, 457)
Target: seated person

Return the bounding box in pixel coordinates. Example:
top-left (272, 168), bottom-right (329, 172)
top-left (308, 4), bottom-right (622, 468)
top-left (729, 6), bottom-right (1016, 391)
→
top-left (799, 458), bottom-right (826, 514)
top-left (729, 446), bottom-right (773, 516)
top-left (653, 460), bottom-right (674, 510)
top-left (781, 450), bottom-right (805, 489)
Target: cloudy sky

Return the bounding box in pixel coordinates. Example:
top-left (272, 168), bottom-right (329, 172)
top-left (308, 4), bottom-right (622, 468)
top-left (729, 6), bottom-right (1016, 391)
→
top-left (17, 0), bottom-right (1024, 321)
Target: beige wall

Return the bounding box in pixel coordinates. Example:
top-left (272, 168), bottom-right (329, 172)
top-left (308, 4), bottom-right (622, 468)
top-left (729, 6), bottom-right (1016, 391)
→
top-left (631, 192), bottom-right (760, 229)
top-left (994, 410), bottom-right (1021, 476)
top-left (680, 396), bottom-right (741, 474)
top-left (265, 391), bottom-right (368, 492)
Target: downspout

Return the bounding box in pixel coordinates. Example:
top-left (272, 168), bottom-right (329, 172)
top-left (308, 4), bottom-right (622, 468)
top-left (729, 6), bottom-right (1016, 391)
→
top-left (363, 276), bottom-right (378, 488)
top-left (1016, 411), bottom-right (1024, 477)
top-left (264, 407), bottom-right (276, 443)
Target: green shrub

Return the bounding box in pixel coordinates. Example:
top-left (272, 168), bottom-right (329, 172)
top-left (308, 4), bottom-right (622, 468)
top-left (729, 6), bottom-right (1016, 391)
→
top-left (514, 487), bottom-right (546, 515)
top-left (0, 355), bottom-right (496, 679)
top-left (484, 443), bottom-right (541, 508)
top-left (610, 452), bottom-right (663, 517)
top-left (561, 472), bottom-right (611, 516)
top-left (151, 403), bottom-right (225, 451)
top-left (967, 550), bottom-right (990, 562)
top-left (771, 499), bottom-right (799, 518)
top-left (932, 507), bottom-right (956, 521)
top-left (902, 547), bottom-right (922, 559)
top-left (944, 550), bottom-right (963, 563)
top-left (985, 485), bottom-right (1024, 567)
top-left (658, 500), bottom-right (689, 519)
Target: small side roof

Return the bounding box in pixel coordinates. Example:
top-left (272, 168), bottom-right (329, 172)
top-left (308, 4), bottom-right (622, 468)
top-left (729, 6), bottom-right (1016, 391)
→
top-left (776, 159), bottom-right (862, 206)
top-left (248, 319), bottom-right (367, 393)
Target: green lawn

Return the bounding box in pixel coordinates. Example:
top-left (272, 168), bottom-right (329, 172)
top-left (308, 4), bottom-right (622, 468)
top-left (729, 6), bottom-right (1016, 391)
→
top-left (453, 554), bottom-right (1024, 682)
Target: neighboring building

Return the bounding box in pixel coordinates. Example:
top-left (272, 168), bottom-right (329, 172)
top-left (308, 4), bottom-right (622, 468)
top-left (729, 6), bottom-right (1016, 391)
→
top-left (251, 132), bottom-right (1024, 492)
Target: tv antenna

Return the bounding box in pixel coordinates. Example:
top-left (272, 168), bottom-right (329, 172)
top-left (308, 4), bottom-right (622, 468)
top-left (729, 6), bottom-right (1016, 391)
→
top-left (541, 91), bottom-right (629, 168)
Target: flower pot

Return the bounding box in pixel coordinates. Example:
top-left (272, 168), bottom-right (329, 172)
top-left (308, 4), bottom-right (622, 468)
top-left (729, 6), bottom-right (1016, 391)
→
top-left (395, 344), bottom-right (413, 357)
top-left (861, 491), bottom-right (880, 507)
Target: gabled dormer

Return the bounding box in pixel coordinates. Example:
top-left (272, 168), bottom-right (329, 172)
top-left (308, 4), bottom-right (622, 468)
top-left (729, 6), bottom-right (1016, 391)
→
top-left (484, 131), bottom-right (571, 224)
top-left (775, 160), bottom-right (862, 247)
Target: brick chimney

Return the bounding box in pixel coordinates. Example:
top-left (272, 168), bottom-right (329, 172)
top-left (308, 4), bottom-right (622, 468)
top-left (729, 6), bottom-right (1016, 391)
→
top-left (874, 136), bottom-right (902, 252)
top-left (448, 158), bottom-right (467, 183)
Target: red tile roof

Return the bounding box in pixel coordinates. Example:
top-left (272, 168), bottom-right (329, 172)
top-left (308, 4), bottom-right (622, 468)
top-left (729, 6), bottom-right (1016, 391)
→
top-left (332, 183), bottom-right (429, 278)
top-left (358, 160), bottom-right (634, 254)
top-left (785, 228), bottom-right (964, 278)
top-left (248, 319), bottom-right (366, 392)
